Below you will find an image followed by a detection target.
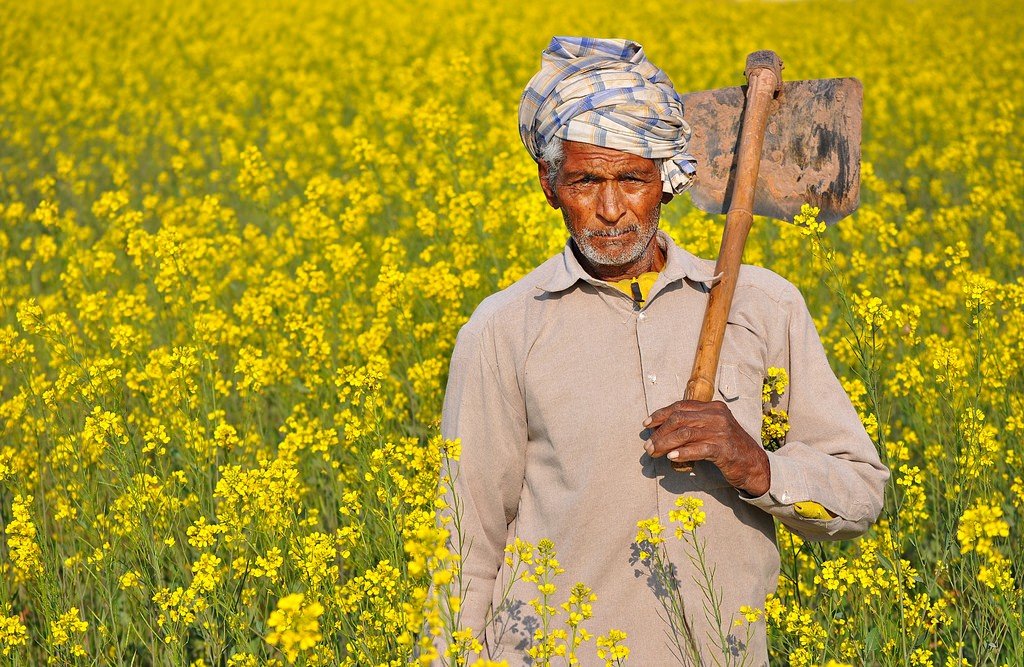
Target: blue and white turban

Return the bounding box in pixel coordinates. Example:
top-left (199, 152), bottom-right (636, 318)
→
top-left (519, 36), bottom-right (697, 195)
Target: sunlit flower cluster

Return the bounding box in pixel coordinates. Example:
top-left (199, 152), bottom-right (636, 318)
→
top-left (265, 593), bottom-right (324, 662)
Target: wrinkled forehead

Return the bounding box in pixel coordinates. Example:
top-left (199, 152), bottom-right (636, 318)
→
top-left (559, 140), bottom-right (661, 174)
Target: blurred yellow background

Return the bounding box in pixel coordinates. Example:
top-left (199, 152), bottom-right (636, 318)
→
top-left (0, 0), bottom-right (1021, 664)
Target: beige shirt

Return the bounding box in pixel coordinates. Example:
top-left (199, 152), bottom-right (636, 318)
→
top-left (439, 230), bottom-right (889, 666)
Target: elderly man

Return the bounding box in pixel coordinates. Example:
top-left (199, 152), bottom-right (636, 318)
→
top-left (439, 36), bottom-right (888, 665)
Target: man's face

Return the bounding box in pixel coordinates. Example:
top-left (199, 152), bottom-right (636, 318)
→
top-left (539, 140), bottom-right (671, 268)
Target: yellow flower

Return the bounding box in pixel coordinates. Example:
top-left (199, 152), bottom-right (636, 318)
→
top-left (118, 571), bottom-right (143, 590)
top-left (792, 203), bottom-right (826, 236)
top-left (762, 366), bottom-right (789, 403)
top-left (0, 612), bottom-right (28, 656)
top-left (957, 502), bottom-right (1009, 556)
top-left (738, 605), bottom-right (763, 623)
top-left (668, 496), bottom-right (706, 536)
top-left (49, 608), bottom-right (88, 655)
top-left (265, 593), bottom-right (324, 663)
top-left (596, 629), bottom-right (629, 665)
top-left (5, 495), bottom-right (43, 583)
top-left (635, 517), bottom-right (666, 545)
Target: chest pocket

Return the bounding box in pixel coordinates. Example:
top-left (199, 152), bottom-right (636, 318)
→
top-left (716, 312), bottom-right (768, 446)
top-left (717, 362), bottom-right (763, 400)
top-left (717, 363), bottom-right (747, 401)
top-left (716, 362), bottom-right (765, 447)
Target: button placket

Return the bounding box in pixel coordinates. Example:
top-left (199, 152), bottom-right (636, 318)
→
top-left (636, 310), bottom-right (672, 416)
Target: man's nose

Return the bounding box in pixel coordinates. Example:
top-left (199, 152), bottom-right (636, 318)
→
top-left (596, 181), bottom-right (625, 223)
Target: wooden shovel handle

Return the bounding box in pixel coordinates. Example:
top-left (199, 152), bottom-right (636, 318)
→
top-left (672, 51), bottom-right (783, 472)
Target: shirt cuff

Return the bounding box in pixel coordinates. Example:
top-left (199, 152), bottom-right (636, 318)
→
top-left (737, 449), bottom-right (809, 510)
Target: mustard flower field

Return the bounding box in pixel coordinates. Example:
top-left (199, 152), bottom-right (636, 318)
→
top-left (0, 0), bottom-right (1021, 664)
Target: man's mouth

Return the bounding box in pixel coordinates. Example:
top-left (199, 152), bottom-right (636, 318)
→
top-left (586, 225), bottom-right (639, 239)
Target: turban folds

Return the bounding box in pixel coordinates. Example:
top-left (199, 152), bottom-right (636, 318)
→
top-left (518, 36), bottom-right (697, 195)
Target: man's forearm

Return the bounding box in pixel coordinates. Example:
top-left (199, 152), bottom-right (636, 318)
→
top-left (738, 443), bottom-right (887, 541)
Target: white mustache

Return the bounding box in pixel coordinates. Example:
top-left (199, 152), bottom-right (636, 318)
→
top-left (584, 225), bottom-right (639, 238)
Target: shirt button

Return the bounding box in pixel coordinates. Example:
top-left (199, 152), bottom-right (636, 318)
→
top-left (779, 492), bottom-right (791, 504)
top-left (638, 312), bottom-right (647, 321)
top-left (647, 374), bottom-right (657, 383)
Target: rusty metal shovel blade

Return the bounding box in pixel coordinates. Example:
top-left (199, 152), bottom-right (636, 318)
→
top-left (681, 77), bottom-right (863, 224)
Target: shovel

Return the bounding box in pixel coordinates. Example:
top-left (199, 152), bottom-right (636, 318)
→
top-left (670, 50), bottom-right (863, 473)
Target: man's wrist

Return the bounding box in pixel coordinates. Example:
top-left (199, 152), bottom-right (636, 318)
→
top-left (740, 449), bottom-right (771, 497)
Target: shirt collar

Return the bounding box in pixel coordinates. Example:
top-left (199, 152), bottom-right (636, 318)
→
top-left (537, 229), bottom-right (720, 295)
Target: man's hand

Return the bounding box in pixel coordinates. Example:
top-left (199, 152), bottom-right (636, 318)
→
top-left (643, 400), bottom-right (771, 496)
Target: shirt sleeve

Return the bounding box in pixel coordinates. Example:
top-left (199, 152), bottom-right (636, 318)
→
top-left (738, 283), bottom-right (890, 541)
top-left (436, 317), bottom-right (528, 651)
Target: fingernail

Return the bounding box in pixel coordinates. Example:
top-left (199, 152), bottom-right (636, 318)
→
top-left (667, 451), bottom-right (679, 460)
top-left (643, 417), bottom-right (652, 427)
top-left (644, 443), bottom-right (654, 455)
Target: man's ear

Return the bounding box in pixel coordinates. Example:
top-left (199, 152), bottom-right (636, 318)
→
top-left (661, 191), bottom-right (674, 205)
top-left (538, 161), bottom-right (560, 209)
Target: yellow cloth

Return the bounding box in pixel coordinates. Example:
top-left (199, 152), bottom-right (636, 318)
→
top-left (794, 501), bottom-right (835, 520)
top-left (608, 271), bottom-right (660, 305)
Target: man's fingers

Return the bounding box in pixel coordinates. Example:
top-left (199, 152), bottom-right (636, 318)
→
top-left (643, 404), bottom-right (674, 429)
top-left (648, 412), bottom-right (695, 455)
top-left (649, 428), bottom-right (692, 456)
top-left (643, 399), bottom-right (709, 429)
top-left (666, 442), bottom-right (711, 463)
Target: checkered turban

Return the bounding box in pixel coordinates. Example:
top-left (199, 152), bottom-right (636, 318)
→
top-left (518, 36), bottom-right (697, 195)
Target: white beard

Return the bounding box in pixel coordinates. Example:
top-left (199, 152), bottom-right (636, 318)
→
top-left (564, 205), bottom-right (660, 267)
